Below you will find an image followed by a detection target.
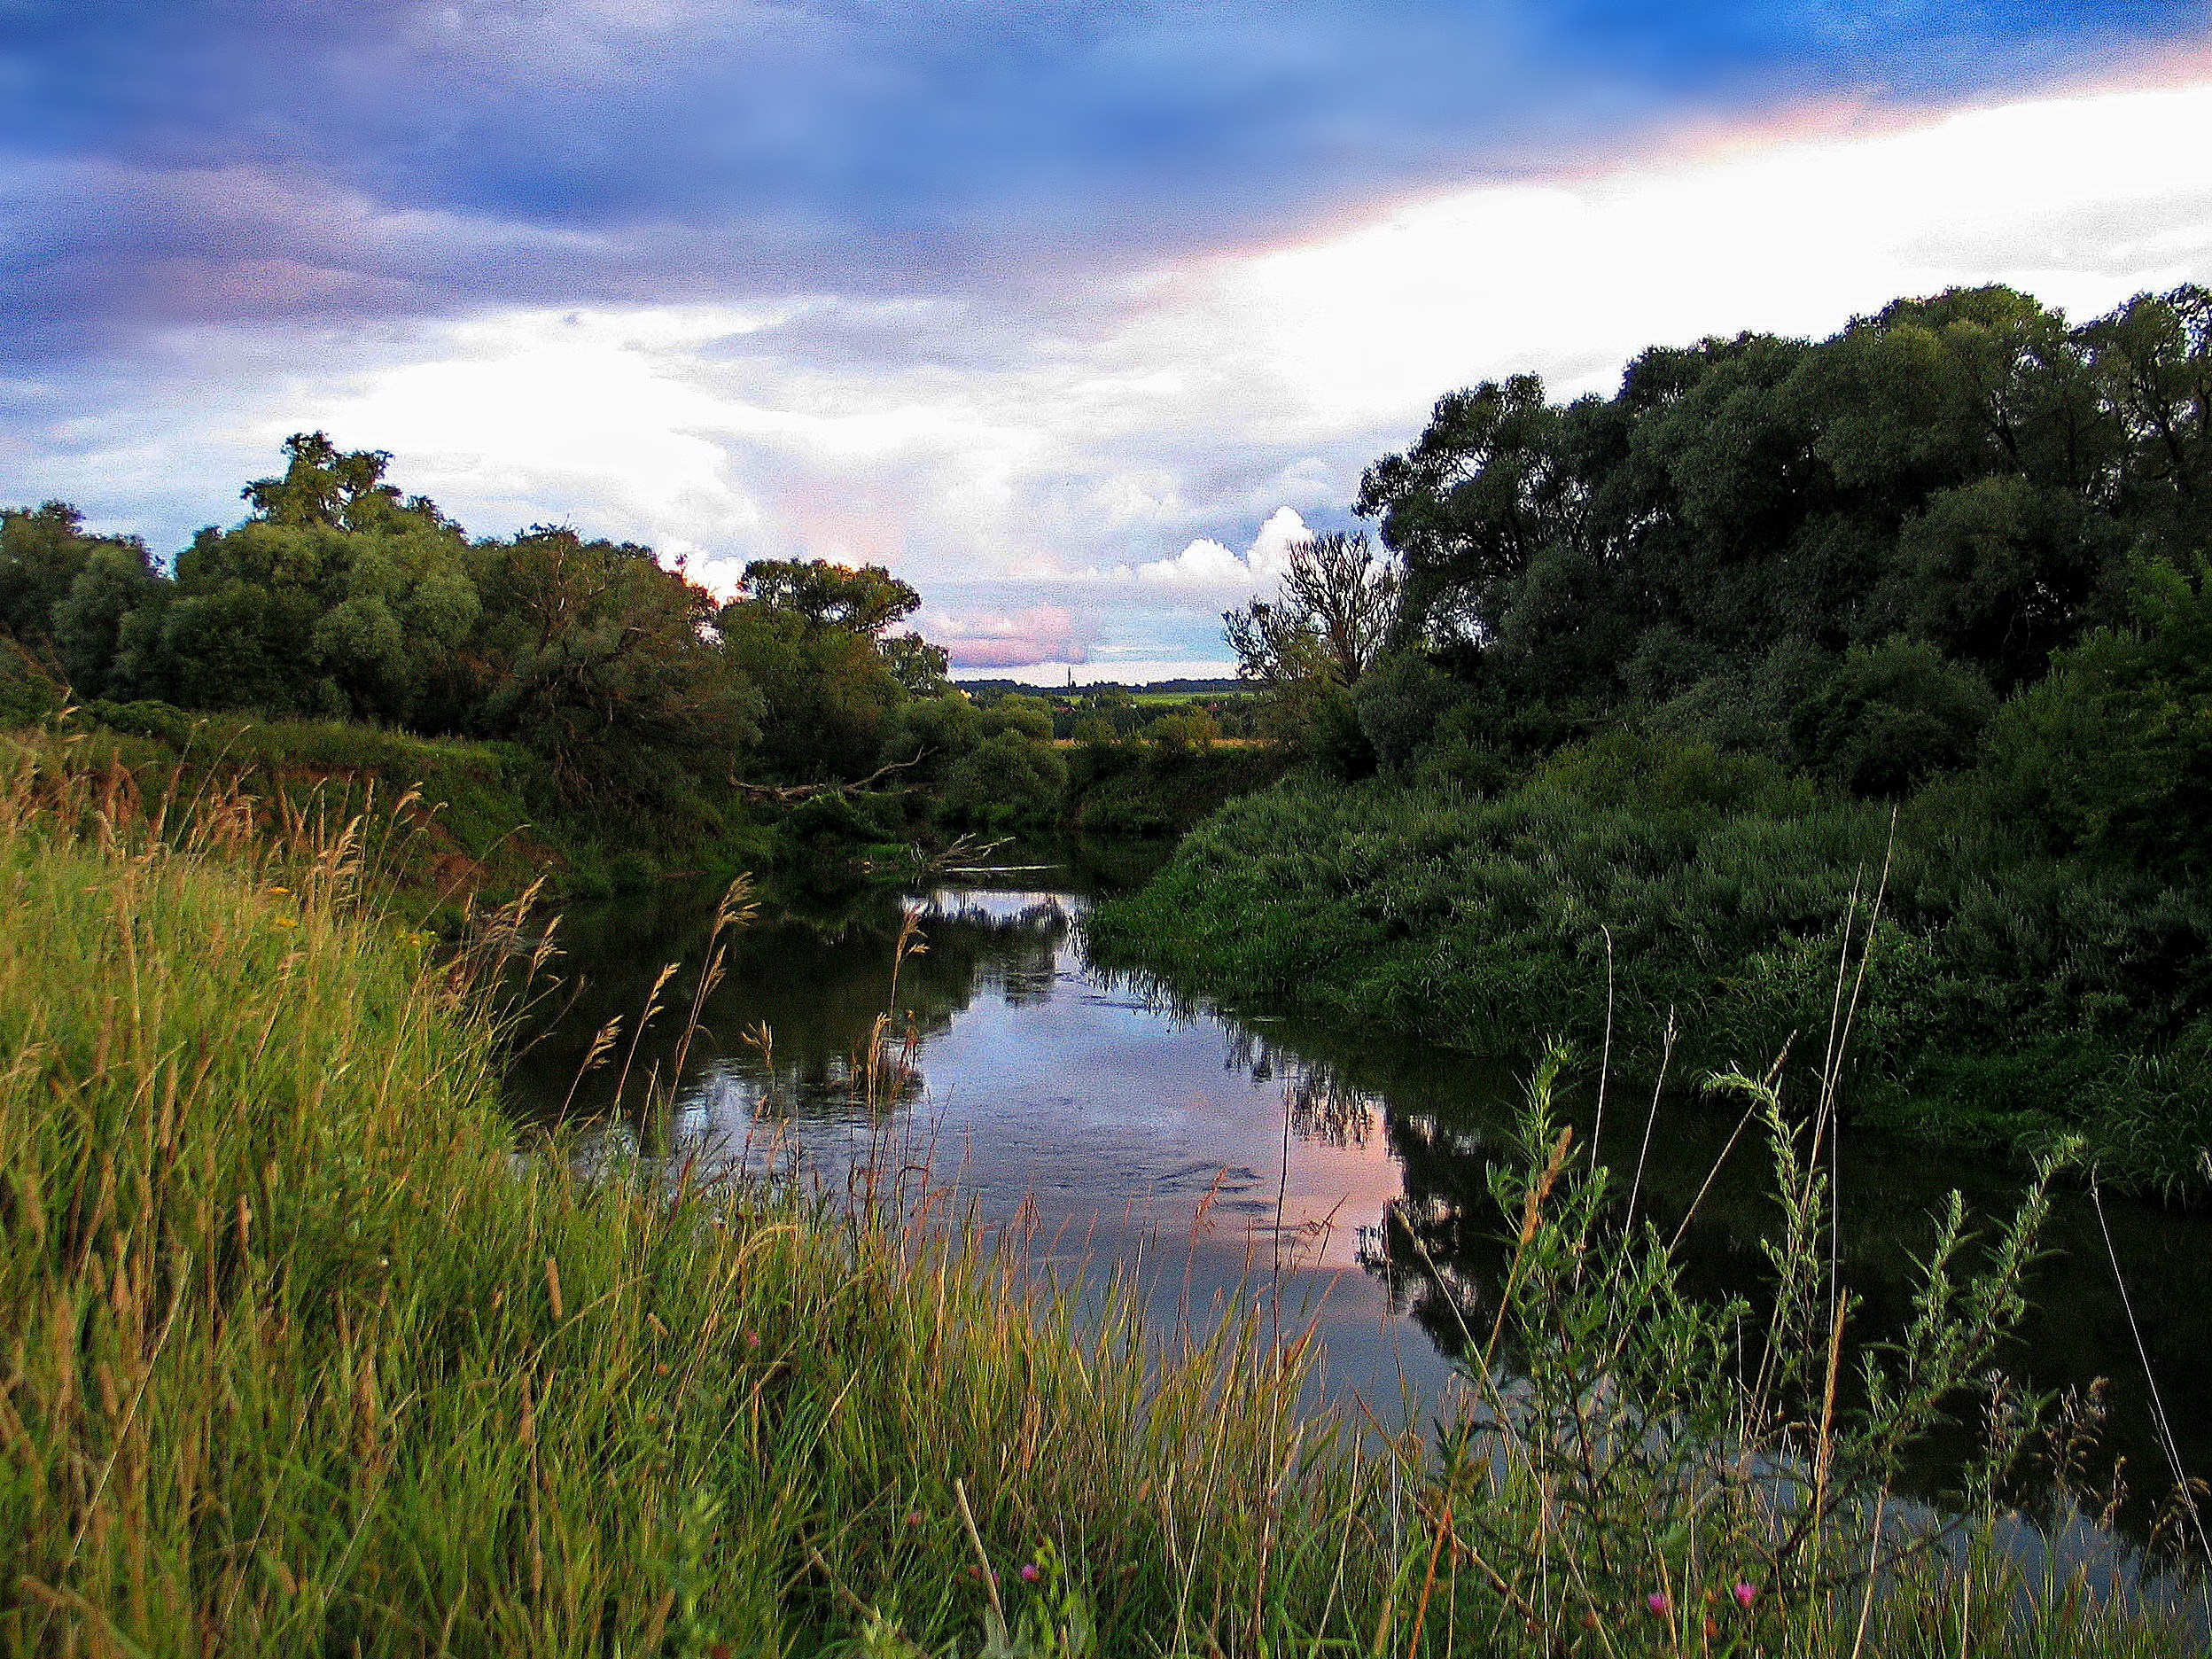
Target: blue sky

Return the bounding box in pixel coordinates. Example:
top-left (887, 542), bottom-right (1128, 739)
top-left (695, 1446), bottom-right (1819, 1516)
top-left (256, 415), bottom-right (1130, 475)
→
top-left (5, 2), bottom-right (2210, 675)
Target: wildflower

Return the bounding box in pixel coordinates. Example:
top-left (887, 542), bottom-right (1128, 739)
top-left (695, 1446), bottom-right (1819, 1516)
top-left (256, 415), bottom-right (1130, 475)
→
top-left (1018, 1563), bottom-right (1040, 1584)
top-left (1646, 1593), bottom-right (1670, 1616)
top-left (1733, 1583), bottom-right (1758, 1609)
top-left (905, 1511), bottom-right (925, 1527)
top-left (273, 916), bottom-right (297, 928)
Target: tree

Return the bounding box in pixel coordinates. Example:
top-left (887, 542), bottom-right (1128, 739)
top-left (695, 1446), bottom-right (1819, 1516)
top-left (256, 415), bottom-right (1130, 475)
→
top-left (1355, 375), bottom-right (1564, 647)
top-left (941, 730), bottom-right (1067, 829)
top-left (239, 431), bottom-right (447, 533)
top-left (1982, 553), bottom-right (2212, 875)
top-left (0, 503), bottom-right (154, 674)
top-left (720, 559), bottom-right (933, 781)
top-left (1223, 532), bottom-right (1397, 689)
top-left (2082, 284), bottom-right (2212, 558)
top-left (1789, 637), bottom-right (1995, 797)
top-left (463, 527), bottom-right (759, 809)
top-left (737, 559), bottom-right (922, 636)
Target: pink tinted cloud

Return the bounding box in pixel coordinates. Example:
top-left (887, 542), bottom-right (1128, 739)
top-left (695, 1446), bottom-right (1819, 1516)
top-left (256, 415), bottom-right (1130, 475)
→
top-left (923, 604), bottom-right (1091, 668)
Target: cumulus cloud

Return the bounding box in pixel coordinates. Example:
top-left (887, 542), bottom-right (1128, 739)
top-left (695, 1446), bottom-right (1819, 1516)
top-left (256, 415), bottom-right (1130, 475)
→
top-left (1109, 506), bottom-right (1312, 589)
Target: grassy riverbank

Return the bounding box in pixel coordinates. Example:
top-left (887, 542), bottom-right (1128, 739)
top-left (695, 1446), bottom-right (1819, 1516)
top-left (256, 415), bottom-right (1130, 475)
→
top-left (43, 701), bottom-right (781, 911)
top-left (1087, 752), bottom-right (2212, 1203)
top-left (1, 749), bottom-right (2199, 1655)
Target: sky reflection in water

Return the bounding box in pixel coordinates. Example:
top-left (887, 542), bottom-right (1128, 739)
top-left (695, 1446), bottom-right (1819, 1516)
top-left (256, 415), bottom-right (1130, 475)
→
top-left (508, 868), bottom-right (2212, 1567)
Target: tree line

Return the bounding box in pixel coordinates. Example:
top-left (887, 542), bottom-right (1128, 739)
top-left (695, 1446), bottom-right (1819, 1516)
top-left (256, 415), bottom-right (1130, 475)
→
top-left (0, 433), bottom-right (1076, 829)
top-left (1232, 282), bottom-right (2212, 878)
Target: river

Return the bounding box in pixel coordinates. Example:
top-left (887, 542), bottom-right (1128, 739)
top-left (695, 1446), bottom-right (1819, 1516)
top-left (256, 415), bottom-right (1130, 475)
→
top-left (501, 845), bottom-right (2212, 1568)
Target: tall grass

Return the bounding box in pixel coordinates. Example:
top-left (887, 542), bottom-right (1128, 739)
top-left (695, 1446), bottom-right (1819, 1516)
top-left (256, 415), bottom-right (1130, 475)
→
top-left (1086, 749), bottom-right (2212, 1200)
top-left (0, 744), bottom-right (1419, 1655)
top-left (0, 738), bottom-right (2199, 1655)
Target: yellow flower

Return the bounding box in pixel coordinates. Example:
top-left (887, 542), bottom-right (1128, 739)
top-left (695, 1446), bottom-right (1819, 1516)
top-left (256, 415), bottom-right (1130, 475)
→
top-left (273, 916), bottom-right (298, 929)
top-left (266, 885), bottom-right (291, 895)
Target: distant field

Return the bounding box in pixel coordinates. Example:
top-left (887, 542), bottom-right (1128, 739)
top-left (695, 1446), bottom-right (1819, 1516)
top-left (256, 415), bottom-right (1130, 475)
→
top-left (1052, 734), bottom-right (1271, 747)
top-left (951, 678), bottom-right (1249, 701)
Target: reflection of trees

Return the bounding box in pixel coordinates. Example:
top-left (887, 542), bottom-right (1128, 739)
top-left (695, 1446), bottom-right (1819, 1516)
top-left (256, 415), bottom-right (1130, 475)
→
top-left (1285, 1071), bottom-right (1376, 1148)
top-left (1185, 982), bottom-right (2212, 1554)
top-left (1218, 1027), bottom-right (1382, 1149)
top-left (506, 884), bottom-right (1079, 1127)
top-left (1358, 1111), bottom-right (1505, 1358)
top-left (915, 895), bottom-right (1070, 1009)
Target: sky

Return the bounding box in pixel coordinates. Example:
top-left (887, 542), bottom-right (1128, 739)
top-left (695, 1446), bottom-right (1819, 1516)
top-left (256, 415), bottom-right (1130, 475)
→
top-left (4, 3), bottom-right (2211, 681)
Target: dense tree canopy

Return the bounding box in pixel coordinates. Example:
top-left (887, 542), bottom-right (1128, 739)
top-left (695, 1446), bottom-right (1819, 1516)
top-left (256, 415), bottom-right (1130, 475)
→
top-left (0, 436), bottom-right (985, 816)
top-left (1320, 284), bottom-right (2212, 832)
top-left (1358, 284), bottom-right (2208, 706)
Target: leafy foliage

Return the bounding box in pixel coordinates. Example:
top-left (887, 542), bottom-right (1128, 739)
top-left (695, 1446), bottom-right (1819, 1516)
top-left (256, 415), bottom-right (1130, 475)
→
top-left (1144, 283), bottom-right (2212, 1195)
top-left (1359, 284), bottom-right (2207, 718)
top-left (0, 436), bottom-right (1071, 837)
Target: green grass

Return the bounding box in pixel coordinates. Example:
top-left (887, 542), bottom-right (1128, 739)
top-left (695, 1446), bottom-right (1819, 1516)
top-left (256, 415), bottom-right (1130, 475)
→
top-left (1087, 746), bottom-right (2212, 1202)
top-left (21, 705), bottom-right (779, 914)
top-left (0, 745), bottom-right (1412, 1655)
top-left (0, 741), bottom-right (2200, 1655)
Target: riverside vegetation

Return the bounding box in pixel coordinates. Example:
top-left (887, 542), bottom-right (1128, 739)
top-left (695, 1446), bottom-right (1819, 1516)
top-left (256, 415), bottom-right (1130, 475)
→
top-left (1095, 282), bottom-right (2212, 1203)
top-left (2, 740), bottom-right (2207, 1655)
top-left (0, 434), bottom-right (1279, 911)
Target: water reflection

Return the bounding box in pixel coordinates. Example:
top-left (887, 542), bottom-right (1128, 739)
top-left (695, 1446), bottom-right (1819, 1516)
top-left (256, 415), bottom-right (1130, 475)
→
top-left (502, 863), bottom-right (2212, 1565)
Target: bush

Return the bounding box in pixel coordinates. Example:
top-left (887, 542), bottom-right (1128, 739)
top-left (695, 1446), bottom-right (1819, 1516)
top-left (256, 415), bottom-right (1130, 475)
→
top-left (1790, 636), bottom-right (1995, 796)
top-left (1144, 708), bottom-right (1219, 753)
top-left (940, 730), bottom-right (1068, 829)
top-left (1089, 764), bottom-right (2212, 1196)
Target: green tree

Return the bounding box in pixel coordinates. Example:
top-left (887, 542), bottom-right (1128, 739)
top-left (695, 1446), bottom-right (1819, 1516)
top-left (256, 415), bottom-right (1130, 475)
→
top-left (463, 527), bottom-right (759, 809)
top-left (239, 430), bottom-right (452, 534)
top-left (1144, 707), bottom-right (1219, 754)
top-left (737, 559), bottom-right (922, 635)
top-left (719, 560), bottom-right (929, 781)
top-left (2082, 284), bottom-right (2212, 558)
top-left (0, 503), bottom-right (158, 691)
top-left (1982, 554), bottom-right (2212, 874)
top-left (941, 729), bottom-right (1068, 829)
top-left (1790, 637), bottom-right (1995, 797)
top-left (978, 692), bottom-right (1054, 741)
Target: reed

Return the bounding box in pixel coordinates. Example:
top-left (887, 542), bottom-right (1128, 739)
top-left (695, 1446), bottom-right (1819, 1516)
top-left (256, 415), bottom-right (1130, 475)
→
top-left (0, 744), bottom-right (1407, 1655)
top-left (0, 738), bottom-right (2197, 1655)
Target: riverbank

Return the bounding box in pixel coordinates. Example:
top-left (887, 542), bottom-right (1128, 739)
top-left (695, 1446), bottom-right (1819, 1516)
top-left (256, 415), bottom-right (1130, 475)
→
top-left (12, 704), bottom-right (1285, 922)
top-left (42, 699), bottom-right (781, 913)
top-left (2, 752), bottom-right (2199, 1655)
top-left (1086, 763), bottom-right (2212, 1203)
top-left (0, 748), bottom-right (1411, 1655)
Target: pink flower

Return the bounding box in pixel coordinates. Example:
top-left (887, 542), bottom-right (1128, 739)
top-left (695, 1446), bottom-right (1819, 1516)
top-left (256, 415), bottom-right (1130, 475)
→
top-left (1018, 1563), bottom-right (1041, 1584)
top-left (904, 1511), bottom-right (925, 1527)
top-left (1646, 1593), bottom-right (1670, 1616)
top-left (1733, 1583), bottom-right (1758, 1609)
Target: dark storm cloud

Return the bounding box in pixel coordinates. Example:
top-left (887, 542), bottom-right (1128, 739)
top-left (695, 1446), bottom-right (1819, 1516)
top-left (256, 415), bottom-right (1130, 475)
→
top-left (4, 0), bottom-right (2206, 364)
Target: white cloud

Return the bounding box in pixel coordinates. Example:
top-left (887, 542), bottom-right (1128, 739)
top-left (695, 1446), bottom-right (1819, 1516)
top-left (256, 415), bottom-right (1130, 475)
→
top-left (1233, 79), bottom-right (2212, 418)
top-left (1122, 505), bottom-right (1310, 588)
top-left (14, 74), bottom-right (2212, 674)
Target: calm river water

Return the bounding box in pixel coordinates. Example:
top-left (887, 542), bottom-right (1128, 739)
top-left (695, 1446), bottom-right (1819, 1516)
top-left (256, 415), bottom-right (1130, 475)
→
top-left (502, 846), bottom-right (2212, 1558)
